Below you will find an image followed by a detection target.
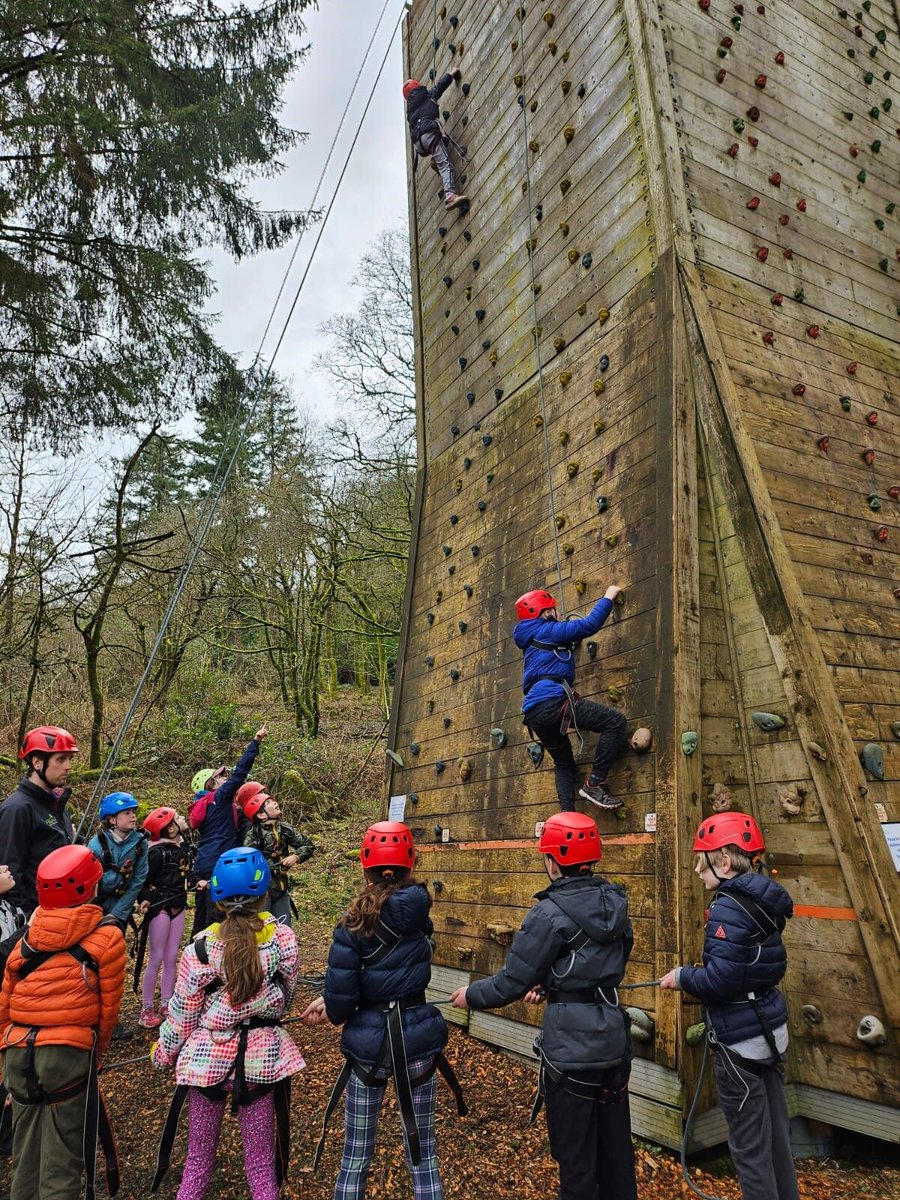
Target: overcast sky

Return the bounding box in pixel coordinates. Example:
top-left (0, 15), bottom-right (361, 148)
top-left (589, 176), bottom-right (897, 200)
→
top-left (208, 0), bottom-right (409, 418)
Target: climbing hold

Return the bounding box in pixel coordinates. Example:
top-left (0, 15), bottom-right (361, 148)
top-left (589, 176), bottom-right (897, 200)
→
top-left (567, 249), bottom-right (579, 264)
top-left (838, 396), bottom-right (851, 413)
top-left (442, 544), bottom-right (452, 557)
top-left (463, 229), bottom-right (471, 241)
top-left (630, 728), bottom-right (653, 753)
top-left (797, 198), bottom-right (807, 211)
top-left (756, 247), bottom-right (769, 262)
top-left (425, 656), bottom-right (435, 668)
top-left (566, 461), bottom-right (579, 477)
top-left (591, 468), bottom-right (602, 483)
top-left (762, 331), bottom-right (775, 346)
top-left (598, 307), bottom-right (610, 324)
top-left (807, 325), bottom-right (820, 338)
top-left (531, 325), bottom-right (543, 340)
top-left (727, 144), bottom-right (739, 159)
top-left (458, 621), bottom-right (467, 633)
top-left (471, 545), bottom-right (480, 557)
top-left (513, 72), bottom-right (523, 87)
top-left (488, 350), bottom-right (497, 365)
top-left (443, 275), bottom-right (453, 287)
top-left (733, 119), bottom-right (745, 134)
top-left (409, 743), bottom-right (420, 758)
top-left (780, 784), bottom-right (805, 816)
top-left (476, 500), bottom-right (486, 512)
top-left (771, 293), bottom-right (784, 306)
top-left (769, 172), bottom-right (781, 186)
top-left (490, 728), bottom-right (508, 749)
top-left (794, 287), bottom-right (805, 303)
top-left (427, 612), bottom-right (435, 624)
top-left (534, 414), bottom-right (544, 429)
top-left (892, 721), bottom-right (900, 738)
top-left (464, 286), bottom-right (472, 300)
top-left (686, 1022), bottom-right (706, 1047)
top-left (752, 711), bottom-right (786, 732)
top-left (587, 642), bottom-right (597, 659)
top-left (792, 384), bottom-right (806, 396)
top-left (719, 36), bottom-right (733, 53)
top-left (482, 434), bottom-right (492, 446)
top-left (463, 583), bottom-right (473, 597)
top-left (458, 356), bottom-right (467, 370)
top-left (458, 758), bottom-right (472, 781)
top-left (597, 496), bottom-right (608, 513)
top-left (463, 457), bottom-right (472, 470)
top-left (442, 716), bottom-right (452, 729)
top-left (386, 750), bottom-right (404, 768)
top-left (681, 732), bottom-right (698, 756)
top-left (755, 74), bottom-right (767, 88)
top-left (543, 10), bottom-right (555, 26)
top-left (577, 83), bottom-right (586, 98)
top-left (849, 144), bottom-right (860, 157)
top-left (548, 40), bottom-right (558, 55)
top-left (561, 79), bottom-right (571, 94)
top-left (856, 1016), bottom-right (887, 1048)
top-left (626, 1008), bottom-right (655, 1043)
top-left (559, 221), bottom-right (570, 236)
top-left (607, 685), bottom-right (621, 704)
top-left (807, 741), bottom-right (828, 762)
top-left (872, 140), bottom-right (882, 153)
top-left (866, 411), bottom-right (879, 425)
top-left (435, 759), bottom-right (446, 776)
top-left (451, 326), bottom-right (460, 336)
top-left (554, 515), bottom-right (566, 530)
top-left (450, 426), bottom-right (459, 438)
top-left (527, 742), bottom-right (544, 767)
top-left (472, 259), bottom-right (480, 270)
top-left (582, 253), bottom-right (593, 269)
top-left (716, 68), bottom-right (727, 83)
top-left (562, 542), bottom-right (574, 556)
top-left (889, 485), bottom-right (900, 499)
top-left (462, 82), bottom-right (470, 95)
top-left (560, 178), bottom-right (571, 195)
top-left (559, 370), bottom-right (573, 386)
top-left (494, 388), bottom-right (503, 400)
top-left (874, 525), bottom-right (888, 542)
top-left (817, 436), bottom-right (830, 453)
top-left (710, 782), bottom-right (733, 812)
top-left (448, 667), bottom-right (461, 681)
top-left (858, 170), bottom-right (867, 183)
top-left (554, 335), bottom-right (567, 352)
top-left (593, 418), bottom-right (605, 433)
top-left (604, 533), bottom-right (618, 547)
top-left (563, 125), bottom-right (575, 142)
top-left (863, 448), bottom-right (875, 465)
top-left (747, 196), bottom-right (761, 210)
top-left (779, 215), bottom-right (790, 227)
top-left (775, 51), bottom-right (785, 65)
top-left (594, 381), bottom-right (606, 396)
top-left (574, 576), bottom-right (586, 595)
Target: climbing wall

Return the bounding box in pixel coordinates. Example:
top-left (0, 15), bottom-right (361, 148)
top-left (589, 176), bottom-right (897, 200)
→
top-left (393, 0), bottom-right (900, 1147)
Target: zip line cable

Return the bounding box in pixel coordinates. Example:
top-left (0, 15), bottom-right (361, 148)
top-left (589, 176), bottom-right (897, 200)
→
top-left (75, 0), bottom-right (408, 836)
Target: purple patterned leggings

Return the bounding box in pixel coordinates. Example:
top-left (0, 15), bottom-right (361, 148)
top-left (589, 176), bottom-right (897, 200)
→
top-left (142, 908), bottom-right (186, 1008)
top-left (176, 1088), bottom-right (278, 1200)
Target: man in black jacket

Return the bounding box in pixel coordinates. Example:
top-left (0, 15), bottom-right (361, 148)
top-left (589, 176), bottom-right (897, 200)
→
top-left (403, 71), bottom-right (468, 210)
top-left (451, 812), bottom-right (637, 1200)
top-left (0, 726), bottom-right (77, 916)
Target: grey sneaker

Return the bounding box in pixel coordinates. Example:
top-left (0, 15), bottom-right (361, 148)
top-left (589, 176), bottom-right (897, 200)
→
top-left (579, 781), bottom-right (623, 810)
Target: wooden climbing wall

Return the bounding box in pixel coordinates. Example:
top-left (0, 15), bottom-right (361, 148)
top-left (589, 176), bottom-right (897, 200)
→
top-left (393, 0), bottom-right (900, 1147)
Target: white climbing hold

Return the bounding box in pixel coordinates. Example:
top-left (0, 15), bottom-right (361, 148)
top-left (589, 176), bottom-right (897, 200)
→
top-left (856, 1015), bottom-right (887, 1048)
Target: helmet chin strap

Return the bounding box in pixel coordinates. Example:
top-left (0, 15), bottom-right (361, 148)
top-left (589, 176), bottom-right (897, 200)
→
top-left (29, 753), bottom-right (53, 788)
top-left (704, 851), bottom-right (728, 882)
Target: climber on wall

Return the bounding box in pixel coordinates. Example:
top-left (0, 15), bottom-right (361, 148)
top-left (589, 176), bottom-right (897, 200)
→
top-left (403, 72), bottom-right (468, 210)
top-left (515, 587), bottom-right (628, 811)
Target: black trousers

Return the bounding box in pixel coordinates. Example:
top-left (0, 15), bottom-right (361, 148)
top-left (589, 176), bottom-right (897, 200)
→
top-left (190, 886), bottom-right (211, 937)
top-left (543, 1063), bottom-right (637, 1200)
top-left (527, 697), bottom-right (628, 810)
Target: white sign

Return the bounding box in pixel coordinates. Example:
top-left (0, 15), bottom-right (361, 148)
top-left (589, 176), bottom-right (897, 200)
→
top-left (644, 812), bottom-right (657, 833)
top-left (881, 822), bottom-right (900, 872)
top-left (874, 803), bottom-right (887, 823)
top-left (534, 821), bottom-right (545, 838)
top-left (441, 826), bottom-right (451, 843)
top-left (388, 794), bottom-right (407, 822)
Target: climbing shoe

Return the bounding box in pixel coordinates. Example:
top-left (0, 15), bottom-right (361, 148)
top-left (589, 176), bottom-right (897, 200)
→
top-left (445, 192), bottom-right (468, 209)
top-left (579, 781), bottom-right (623, 810)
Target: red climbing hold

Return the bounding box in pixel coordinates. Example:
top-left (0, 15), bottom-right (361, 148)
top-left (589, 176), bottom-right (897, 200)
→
top-left (769, 171), bottom-right (782, 186)
top-left (756, 246), bottom-right (769, 261)
top-left (771, 293), bottom-right (784, 305)
top-left (792, 383), bottom-right (806, 396)
top-left (863, 448), bottom-right (875, 465)
top-left (866, 411), bottom-right (879, 425)
top-left (849, 144), bottom-right (860, 157)
top-left (889, 485), bottom-right (900, 499)
top-left (728, 143), bottom-right (740, 158)
top-left (817, 436), bottom-right (830, 453)
top-left (847, 361), bottom-right (859, 374)
top-left (807, 325), bottom-right (820, 338)
top-left (748, 136), bottom-right (759, 147)
top-left (775, 51), bottom-right (785, 65)
top-left (762, 331), bottom-right (775, 345)
top-left (779, 214), bottom-right (790, 225)
top-left (716, 68), bottom-right (728, 83)
top-left (796, 198), bottom-right (807, 212)
top-left (721, 36), bottom-right (733, 49)
top-left (747, 196), bottom-right (761, 210)
top-left (699, 0), bottom-right (710, 8)
top-left (875, 526), bottom-right (889, 542)
top-left (783, 249), bottom-right (793, 259)
top-left (734, 4), bottom-right (744, 13)
top-left (755, 74), bottom-right (768, 88)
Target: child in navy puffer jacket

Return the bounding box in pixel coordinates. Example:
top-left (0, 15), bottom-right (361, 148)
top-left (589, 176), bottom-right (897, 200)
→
top-left (661, 812), bottom-right (798, 1200)
top-left (303, 822), bottom-right (453, 1200)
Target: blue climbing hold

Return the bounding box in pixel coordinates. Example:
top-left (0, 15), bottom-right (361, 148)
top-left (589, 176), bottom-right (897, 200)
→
top-left (494, 387), bottom-right (504, 400)
top-left (471, 545), bottom-right (480, 557)
top-left (477, 500), bottom-right (487, 511)
top-left (458, 621), bottom-right (467, 632)
top-left (463, 457), bottom-right (472, 469)
top-left (452, 325), bottom-right (460, 335)
top-left (439, 226), bottom-right (447, 238)
top-left (451, 426), bottom-right (459, 437)
top-left (458, 356), bottom-right (467, 370)
top-left (599, 355), bottom-right (609, 371)
top-left (597, 496), bottom-right (608, 513)
top-left (582, 253), bottom-right (593, 269)
top-left (442, 544), bottom-right (452, 556)
top-left (467, 391), bottom-right (476, 404)
top-left (472, 259), bottom-right (480, 270)
top-left (482, 339), bottom-right (491, 350)
top-left (450, 514), bottom-right (459, 524)
top-left (482, 434), bottom-right (492, 445)
top-left (425, 656), bottom-right (435, 667)
top-left (475, 308), bottom-right (486, 320)
top-left (463, 82), bottom-right (471, 95)
top-left (443, 275), bottom-right (452, 287)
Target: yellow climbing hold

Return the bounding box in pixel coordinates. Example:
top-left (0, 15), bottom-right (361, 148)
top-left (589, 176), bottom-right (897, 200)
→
top-left (455, 479), bottom-right (463, 493)
top-left (511, 39), bottom-right (518, 52)
top-left (563, 125), bottom-right (576, 142)
top-left (562, 541), bottom-right (575, 555)
top-left (566, 461), bottom-right (579, 477)
top-left (488, 350), bottom-right (497, 364)
top-left (559, 222), bottom-right (570, 236)
top-left (531, 325), bottom-right (543, 339)
top-left (562, 50), bottom-right (570, 61)
top-left (574, 576), bottom-right (587, 595)
top-left (559, 431), bottom-right (570, 445)
top-left (594, 380), bottom-right (606, 395)
top-left (561, 80), bottom-right (572, 94)
top-left (532, 283), bottom-right (542, 295)
top-left (529, 138), bottom-right (539, 153)
top-left (577, 303), bottom-right (587, 316)
top-left (555, 515), bottom-right (566, 529)
top-left (548, 41), bottom-right (558, 55)
top-left (514, 72), bottom-right (523, 87)
top-left (525, 236), bottom-right (537, 251)
top-left (465, 286), bottom-right (472, 300)
top-left (605, 533), bottom-right (618, 547)
top-left (597, 308), bottom-right (610, 324)
top-left (592, 468), bottom-right (602, 483)
top-left (440, 5), bottom-right (446, 17)
top-left (560, 178), bottom-right (571, 195)
top-left (593, 419), bottom-right (606, 434)
top-left (521, 180), bottom-right (528, 195)
top-left (543, 11), bottom-right (555, 27)
top-left (553, 335), bottom-right (566, 352)
top-left (567, 249), bottom-right (579, 264)
top-left (559, 370), bottom-right (573, 385)
top-left (533, 414), bottom-right (544, 428)
top-left (530, 99), bottom-right (538, 113)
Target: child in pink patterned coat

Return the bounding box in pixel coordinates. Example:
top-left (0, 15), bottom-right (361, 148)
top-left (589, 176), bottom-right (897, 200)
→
top-left (151, 848), bottom-right (305, 1200)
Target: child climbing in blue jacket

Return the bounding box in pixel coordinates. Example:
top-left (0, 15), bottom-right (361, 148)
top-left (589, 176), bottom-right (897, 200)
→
top-left (403, 73), bottom-right (468, 210)
top-left (660, 812), bottom-right (798, 1200)
top-left (188, 726), bottom-right (267, 935)
top-left (515, 587), bottom-right (627, 810)
top-left (303, 821), bottom-right (463, 1200)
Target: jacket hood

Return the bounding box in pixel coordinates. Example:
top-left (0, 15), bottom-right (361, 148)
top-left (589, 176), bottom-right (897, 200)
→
top-left (537, 875), bottom-right (630, 941)
top-left (29, 902), bottom-right (105, 950)
top-left (381, 883), bottom-right (432, 934)
top-left (720, 872), bottom-right (793, 920)
top-left (513, 616), bottom-right (547, 650)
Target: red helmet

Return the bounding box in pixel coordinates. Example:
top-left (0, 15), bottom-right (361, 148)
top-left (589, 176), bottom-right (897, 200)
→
top-left (143, 807), bottom-right (178, 839)
top-left (515, 589), bottom-right (557, 620)
top-left (244, 792), bottom-right (273, 821)
top-left (402, 79), bottom-right (421, 100)
top-left (236, 781), bottom-right (267, 816)
top-left (538, 812), bottom-right (601, 865)
top-left (20, 726), bottom-right (79, 760)
top-left (37, 845), bottom-right (103, 908)
top-left (360, 821), bottom-right (415, 869)
top-left (694, 812), bottom-right (766, 854)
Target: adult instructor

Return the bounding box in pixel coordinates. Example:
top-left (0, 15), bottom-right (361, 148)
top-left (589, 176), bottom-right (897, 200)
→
top-left (0, 726), bottom-right (77, 916)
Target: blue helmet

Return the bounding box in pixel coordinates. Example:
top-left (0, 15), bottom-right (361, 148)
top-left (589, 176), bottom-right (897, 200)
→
top-left (209, 848), bottom-right (270, 902)
top-left (99, 792), bottom-right (139, 820)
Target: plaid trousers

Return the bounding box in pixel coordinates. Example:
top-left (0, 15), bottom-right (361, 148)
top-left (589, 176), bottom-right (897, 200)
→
top-left (333, 1057), bottom-right (443, 1200)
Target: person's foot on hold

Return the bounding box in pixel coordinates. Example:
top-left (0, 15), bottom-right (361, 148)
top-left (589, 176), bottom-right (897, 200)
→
top-left (111, 1021), bottom-right (134, 1042)
top-left (579, 780), bottom-right (623, 810)
top-left (445, 192), bottom-right (468, 209)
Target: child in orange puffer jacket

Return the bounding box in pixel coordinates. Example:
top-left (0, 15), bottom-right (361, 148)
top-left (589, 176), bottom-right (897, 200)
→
top-left (0, 844), bottom-right (125, 1200)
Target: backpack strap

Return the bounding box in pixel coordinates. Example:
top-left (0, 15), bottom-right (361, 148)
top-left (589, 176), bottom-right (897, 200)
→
top-left (714, 891), bottom-right (781, 945)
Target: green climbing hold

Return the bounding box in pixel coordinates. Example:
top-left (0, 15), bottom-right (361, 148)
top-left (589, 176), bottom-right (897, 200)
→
top-left (861, 742), bottom-right (884, 780)
top-left (527, 741), bottom-right (544, 767)
top-left (386, 749), bottom-right (404, 768)
top-left (858, 169), bottom-right (868, 183)
top-left (843, 111), bottom-right (854, 120)
top-left (733, 118), bottom-right (745, 133)
top-left (870, 107), bottom-right (881, 120)
top-left (841, 396), bottom-right (852, 411)
top-left (458, 621), bottom-right (467, 632)
top-left (876, 29), bottom-right (887, 43)
top-left (868, 494), bottom-right (882, 510)
top-left (864, 71), bottom-right (874, 84)
top-left (686, 1022), bottom-right (707, 1047)
top-left (887, 202), bottom-right (896, 213)
top-left (490, 727), bottom-right (508, 748)
top-left (879, 258), bottom-right (889, 271)
top-left (681, 732), bottom-right (698, 756)
top-left (872, 140), bottom-right (882, 152)
top-left (875, 218), bottom-right (885, 229)
top-left (883, 98), bottom-right (893, 111)
top-left (752, 711), bottom-right (786, 732)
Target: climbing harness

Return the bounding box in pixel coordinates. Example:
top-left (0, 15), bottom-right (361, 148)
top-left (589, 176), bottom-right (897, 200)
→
top-left (312, 919), bottom-right (467, 1170)
top-left (75, 0), bottom-right (407, 840)
top-left (151, 933), bottom-right (292, 1191)
top-left (95, 830), bottom-right (148, 899)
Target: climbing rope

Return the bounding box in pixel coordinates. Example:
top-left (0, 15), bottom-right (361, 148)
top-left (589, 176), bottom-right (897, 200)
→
top-left (515, 6), bottom-right (567, 615)
top-left (75, 0), bottom-right (408, 836)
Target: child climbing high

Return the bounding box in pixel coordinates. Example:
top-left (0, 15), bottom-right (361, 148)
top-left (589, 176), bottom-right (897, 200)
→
top-left (515, 587), bottom-right (628, 810)
top-left (302, 821), bottom-right (465, 1200)
top-left (239, 784), bottom-right (315, 927)
top-left (403, 72), bottom-right (468, 210)
top-left (0, 844), bottom-right (126, 1200)
top-left (137, 806), bottom-right (192, 1029)
top-left (151, 847), bottom-right (304, 1200)
top-left (188, 725), bottom-right (268, 935)
top-left (450, 812), bottom-right (637, 1200)
top-left (660, 813), bottom-right (798, 1200)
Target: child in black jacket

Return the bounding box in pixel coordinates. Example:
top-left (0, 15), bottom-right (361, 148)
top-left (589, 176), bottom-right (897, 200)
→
top-left (660, 812), bottom-right (798, 1200)
top-left (451, 812), bottom-right (637, 1200)
top-left (403, 72), bottom-right (468, 210)
top-left (137, 806), bottom-right (191, 1028)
